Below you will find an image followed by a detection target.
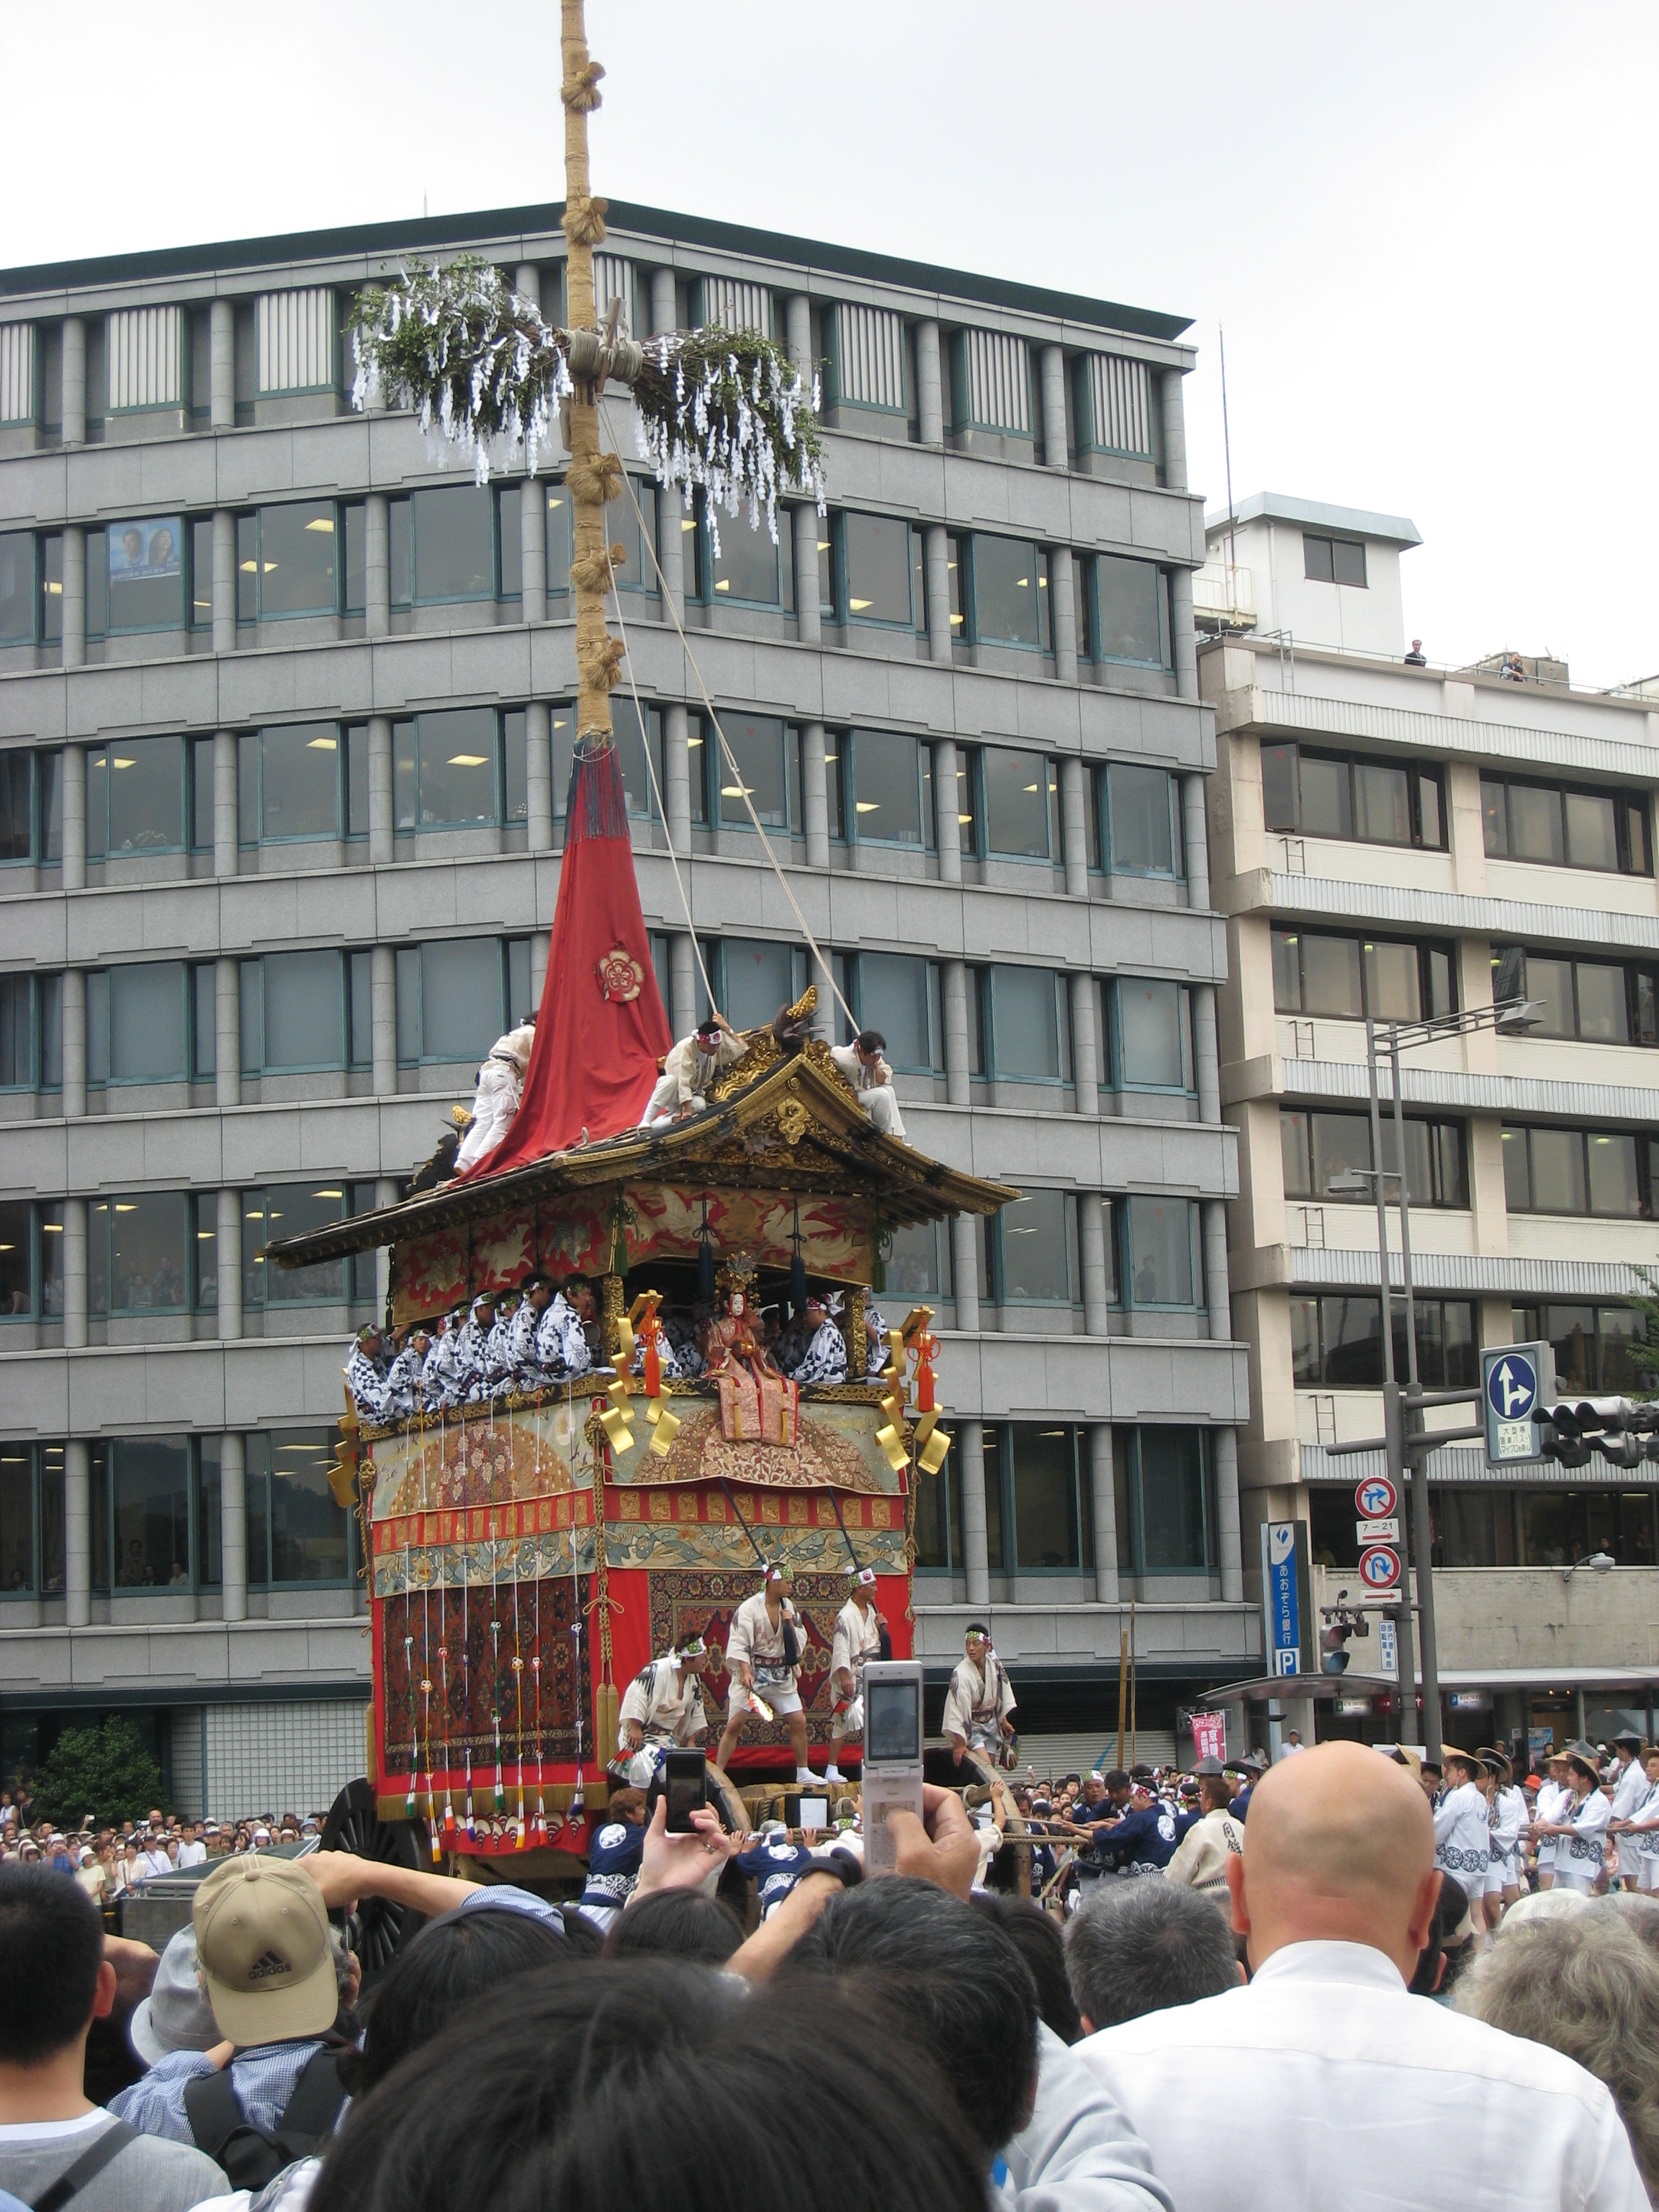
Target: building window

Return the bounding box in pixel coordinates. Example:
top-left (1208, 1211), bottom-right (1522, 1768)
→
top-left (836, 728), bottom-right (931, 848)
top-left (236, 724), bottom-right (367, 844)
top-left (1120, 1195), bottom-right (1198, 1309)
top-left (975, 747), bottom-right (1058, 862)
top-left (86, 736), bottom-right (188, 858)
top-left (238, 950), bottom-right (370, 1077)
top-left (0, 532), bottom-right (36, 644)
top-left (979, 966), bottom-right (1070, 1085)
top-left (991, 1191), bottom-right (1079, 1307)
top-left (0, 1442), bottom-right (66, 1599)
top-left (1114, 1428), bottom-right (1215, 1576)
top-left (1270, 927), bottom-right (1455, 1025)
top-left (1481, 774), bottom-right (1652, 876)
top-left (0, 973), bottom-right (63, 1095)
top-left (951, 330), bottom-right (1033, 438)
top-left (826, 304), bottom-right (907, 414)
top-left (706, 711), bottom-right (791, 832)
top-left (1100, 762), bottom-right (1178, 875)
top-left (964, 535), bottom-right (1051, 651)
top-left (1105, 977), bottom-right (1192, 1092)
top-left (1492, 948), bottom-right (1656, 1047)
top-left (1501, 1125), bottom-right (1655, 1220)
top-left (107, 306), bottom-right (185, 413)
top-left (1262, 743), bottom-right (1444, 850)
top-left (395, 938), bottom-right (531, 1066)
top-left (235, 503), bottom-right (340, 621)
top-left (681, 493), bottom-right (794, 611)
top-left (978, 1424), bottom-right (1091, 1573)
top-left (1303, 534), bottom-right (1367, 587)
top-left (256, 287), bottom-right (337, 395)
top-left (86, 962), bottom-right (193, 1086)
top-left (707, 939), bottom-right (801, 1033)
top-left (393, 707), bottom-right (525, 831)
top-left (1085, 554), bottom-right (1170, 667)
top-left (840, 951), bottom-right (941, 1075)
top-left (0, 324), bottom-right (37, 428)
top-left (382, 483), bottom-right (500, 608)
top-left (691, 276), bottom-right (774, 336)
top-left (881, 1218), bottom-right (953, 1305)
top-left (545, 477), bottom-right (659, 599)
top-left (833, 512), bottom-right (921, 630)
top-left (1280, 1107), bottom-right (1467, 1208)
top-left (1290, 1293), bottom-right (1478, 1388)
top-left (243, 1429), bottom-right (358, 1586)
top-left (242, 1187), bottom-right (377, 1309)
top-left (94, 517), bottom-right (187, 634)
top-left (1074, 352), bottom-right (1153, 459)
top-left (1511, 1303), bottom-right (1653, 1395)
top-left (913, 1442), bottom-right (966, 1573)
top-left (0, 1200), bottom-right (63, 1322)
top-left (86, 1193), bottom-right (199, 1316)
top-left (89, 1437), bottom-right (204, 1592)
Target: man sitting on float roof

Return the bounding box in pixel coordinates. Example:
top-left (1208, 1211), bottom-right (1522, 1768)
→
top-left (829, 1028), bottom-right (907, 1140)
top-left (639, 1010), bottom-right (747, 1128)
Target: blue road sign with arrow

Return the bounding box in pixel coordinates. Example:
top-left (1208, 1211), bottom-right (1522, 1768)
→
top-left (1482, 1343), bottom-right (1554, 1465)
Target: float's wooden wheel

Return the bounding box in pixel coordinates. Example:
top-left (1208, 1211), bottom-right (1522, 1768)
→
top-left (320, 1778), bottom-right (427, 1984)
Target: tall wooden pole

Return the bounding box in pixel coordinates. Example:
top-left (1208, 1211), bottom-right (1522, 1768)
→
top-left (561, 0), bottom-right (617, 748)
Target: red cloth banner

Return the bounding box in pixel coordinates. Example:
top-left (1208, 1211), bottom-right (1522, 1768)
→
top-left (1192, 1711), bottom-right (1226, 1763)
top-left (463, 742), bottom-right (671, 1177)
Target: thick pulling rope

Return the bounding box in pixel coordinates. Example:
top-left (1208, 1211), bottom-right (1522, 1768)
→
top-left (605, 458), bottom-right (860, 1040)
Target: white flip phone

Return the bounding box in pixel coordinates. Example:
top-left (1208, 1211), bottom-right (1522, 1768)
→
top-left (860, 1658), bottom-right (925, 1877)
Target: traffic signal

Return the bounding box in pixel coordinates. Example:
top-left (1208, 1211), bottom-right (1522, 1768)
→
top-left (1319, 1622), bottom-right (1354, 1676)
top-left (1538, 1399), bottom-right (1659, 1469)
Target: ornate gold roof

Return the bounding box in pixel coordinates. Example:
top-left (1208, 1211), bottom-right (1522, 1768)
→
top-left (267, 1024), bottom-right (1020, 1274)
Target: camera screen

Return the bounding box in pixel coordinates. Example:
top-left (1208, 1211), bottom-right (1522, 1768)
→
top-left (665, 1766), bottom-right (704, 1827)
top-left (866, 1679), bottom-right (920, 1762)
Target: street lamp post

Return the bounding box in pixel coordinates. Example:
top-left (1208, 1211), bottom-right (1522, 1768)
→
top-left (1326, 994), bottom-right (1541, 1762)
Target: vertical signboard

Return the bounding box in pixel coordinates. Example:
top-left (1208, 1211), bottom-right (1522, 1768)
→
top-left (1261, 1521), bottom-right (1305, 1678)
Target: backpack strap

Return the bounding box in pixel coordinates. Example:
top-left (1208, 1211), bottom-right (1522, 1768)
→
top-left (269, 2046), bottom-right (348, 2152)
top-left (182, 2069), bottom-right (248, 2164)
top-left (28, 2119), bottom-right (138, 2212)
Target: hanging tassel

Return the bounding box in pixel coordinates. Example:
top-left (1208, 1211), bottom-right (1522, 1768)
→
top-left (697, 1197), bottom-right (715, 1302)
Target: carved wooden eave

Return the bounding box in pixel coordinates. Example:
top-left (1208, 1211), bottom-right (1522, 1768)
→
top-left (266, 1035), bottom-right (1020, 1274)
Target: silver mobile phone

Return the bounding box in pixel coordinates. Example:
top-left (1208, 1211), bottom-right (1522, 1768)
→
top-left (860, 1658), bottom-right (925, 1877)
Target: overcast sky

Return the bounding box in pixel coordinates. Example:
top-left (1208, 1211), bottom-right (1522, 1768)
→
top-left (6, 2), bottom-right (1654, 688)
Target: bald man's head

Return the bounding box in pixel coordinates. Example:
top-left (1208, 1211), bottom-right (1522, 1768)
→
top-left (1226, 1742), bottom-right (1441, 1982)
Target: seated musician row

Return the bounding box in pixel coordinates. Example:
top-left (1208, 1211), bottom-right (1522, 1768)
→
top-left (345, 1274), bottom-right (892, 1426)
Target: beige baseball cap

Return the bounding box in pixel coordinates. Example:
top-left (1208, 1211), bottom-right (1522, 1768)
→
top-left (192, 1855), bottom-right (338, 2046)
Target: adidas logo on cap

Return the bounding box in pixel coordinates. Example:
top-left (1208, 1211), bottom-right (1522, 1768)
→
top-left (246, 1948), bottom-right (292, 1981)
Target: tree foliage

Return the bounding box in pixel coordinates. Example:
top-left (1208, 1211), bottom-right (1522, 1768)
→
top-left (32, 1717), bottom-right (163, 1831)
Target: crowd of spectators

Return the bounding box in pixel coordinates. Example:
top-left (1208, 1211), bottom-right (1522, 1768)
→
top-left (0, 1793), bottom-right (327, 1915)
top-left (3, 1746), bottom-right (1658, 2210)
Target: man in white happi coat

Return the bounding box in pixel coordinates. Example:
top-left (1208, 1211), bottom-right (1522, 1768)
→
top-left (715, 1563), bottom-right (814, 1784)
top-left (536, 1275), bottom-right (595, 1378)
top-left (1534, 1745), bottom-right (1611, 1894)
top-left (1605, 1728), bottom-right (1648, 1888)
top-left (503, 1276), bottom-right (552, 1391)
top-left (824, 1567), bottom-right (886, 1784)
top-left (1611, 1747), bottom-right (1659, 1894)
top-left (785, 1293), bottom-right (847, 1385)
top-left (829, 1029), bottom-right (906, 1139)
top-left (1533, 1750), bottom-right (1572, 1887)
top-left (943, 1622), bottom-right (1017, 1767)
top-left (345, 1324), bottom-right (389, 1424)
top-left (454, 1015), bottom-right (536, 1172)
top-left (1432, 1748), bottom-right (1493, 1936)
top-left (639, 1013), bottom-right (747, 1128)
top-left (617, 1638), bottom-right (713, 1758)
top-left (469, 1290), bottom-right (520, 1401)
top-left (381, 1326), bottom-right (431, 1422)
top-left (450, 1293), bottom-right (497, 1403)
top-left (420, 1306), bottom-right (469, 1411)
top-left (1165, 1759), bottom-right (1245, 1907)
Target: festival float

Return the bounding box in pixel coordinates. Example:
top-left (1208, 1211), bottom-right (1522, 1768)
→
top-left (269, 4), bottom-right (1017, 1899)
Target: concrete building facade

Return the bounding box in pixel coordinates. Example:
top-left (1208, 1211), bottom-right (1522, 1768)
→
top-left (1201, 493), bottom-right (1659, 1755)
top-left (0, 203), bottom-right (1254, 1811)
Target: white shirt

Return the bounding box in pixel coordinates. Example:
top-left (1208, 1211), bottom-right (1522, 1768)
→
top-left (999, 2022), bottom-right (1169, 2212)
top-left (133, 1845), bottom-right (171, 1880)
top-left (1078, 1939), bottom-right (1647, 2212)
top-left (1608, 1757), bottom-right (1647, 1822)
top-left (830, 1597), bottom-right (881, 1692)
top-left (618, 1655), bottom-right (707, 1747)
top-left (177, 1838), bottom-right (207, 1867)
